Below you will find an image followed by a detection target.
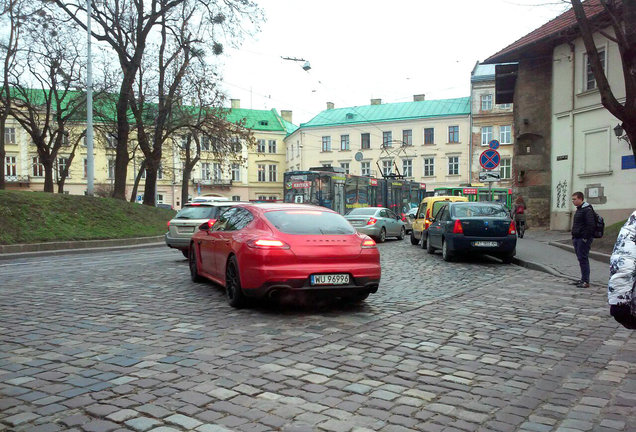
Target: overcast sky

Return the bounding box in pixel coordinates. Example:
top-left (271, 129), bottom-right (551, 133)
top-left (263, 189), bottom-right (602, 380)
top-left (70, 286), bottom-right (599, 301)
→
top-left (218, 0), bottom-right (570, 125)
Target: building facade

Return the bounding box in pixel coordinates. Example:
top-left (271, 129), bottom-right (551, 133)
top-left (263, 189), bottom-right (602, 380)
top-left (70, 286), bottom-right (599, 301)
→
top-left (285, 96), bottom-right (471, 192)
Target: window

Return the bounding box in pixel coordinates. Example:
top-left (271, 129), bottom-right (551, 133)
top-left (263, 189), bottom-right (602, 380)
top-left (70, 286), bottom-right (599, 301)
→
top-left (32, 156), bottom-right (44, 177)
top-left (212, 162), bottom-right (221, 181)
top-left (481, 126), bottom-right (493, 145)
top-left (481, 94), bottom-right (493, 111)
top-left (84, 158), bottom-right (88, 178)
top-left (321, 136), bottom-right (331, 152)
top-left (423, 157), bottom-right (434, 177)
top-left (361, 133), bottom-right (370, 149)
top-left (231, 137), bottom-right (241, 153)
top-left (4, 127), bottom-right (16, 144)
top-left (500, 125), bottom-right (512, 144)
top-left (231, 163), bottom-right (240, 182)
top-left (5, 156), bottom-right (17, 177)
top-left (500, 158), bottom-right (511, 179)
top-left (201, 162), bottom-right (210, 180)
top-left (424, 128), bottom-right (434, 145)
top-left (257, 139), bottom-right (266, 153)
top-left (232, 195), bottom-right (241, 201)
top-left (448, 126), bottom-right (459, 143)
top-left (107, 159), bottom-right (115, 179)
top-left (340, 162), bottom-right (350, 174)
top-left (321, 163), bottom-right (332, 168)
top-left (201, 136), bottom-right (211, 151)
top-left (340, 134), bottom-right (350, 151)
top-left (61, 132), bottom-right (70, 147)
top-left (448, 156), bottom-right (459, 175)
top-left (258, 195), bottom-right (267, 201)
top-left (382, 131), bottom-right (392, 147)
top-left (361, 161), bottom-right (370, 176)
top-left (157, 163), bottom-right (163, 180)
top-left (268, 196), bottom-right (277, 201)
top-left (258, 164), bottom-right (266, 182)
top-left (106, 133), bottom-right (116, 148)
top-left (268, 164), bottom-right (277, 182)
top-left (402, 159), bottom-right (412, 177)
top-left (57, 157), bottom-right (69, 178)
top-left (402, 130), bottom-right (412, 146)
top-left (498, 103), bottom-right (512, 109)
top-left (382, 160), bottom-right (392, 176)
top-left (268, 140), bottom-right (276, 153)
top-left (585, 47), bottom-right (606, 91)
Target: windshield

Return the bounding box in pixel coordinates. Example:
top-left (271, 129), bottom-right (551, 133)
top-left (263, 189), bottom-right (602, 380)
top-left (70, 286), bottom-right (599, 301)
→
top-left (265, 210), bottom-right (356, 235)
top-left (346, 208), bottom-right (378, 216)
top-left (452, 203), bottom-right (509, 218)
top-left (175, 206), bottom-right (220, 220)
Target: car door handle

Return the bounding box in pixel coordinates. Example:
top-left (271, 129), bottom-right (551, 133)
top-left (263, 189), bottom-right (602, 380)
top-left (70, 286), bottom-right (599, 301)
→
top-left (223, 240), bottom-right (230, 245)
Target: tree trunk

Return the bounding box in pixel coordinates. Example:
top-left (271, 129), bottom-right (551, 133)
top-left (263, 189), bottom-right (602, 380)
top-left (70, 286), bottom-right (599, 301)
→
top-left (0, 120), bottom-right (6, 190)
top-left (129, 159), bottom-right (146, 203)
top-left (142, 158), bottom-right (157, 206)
top-left (43, 159), bottom-right (54, 192)
top-left (112, 73), bottom-right (135, 200)
top-left (181, 167), bottom-right (191, 206)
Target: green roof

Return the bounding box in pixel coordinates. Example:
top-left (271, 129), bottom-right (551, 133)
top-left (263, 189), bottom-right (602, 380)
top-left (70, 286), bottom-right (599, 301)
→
top-left (224, 108), bottom-right (297, 134)
top-left (300, 97), bottom-right (470, 128)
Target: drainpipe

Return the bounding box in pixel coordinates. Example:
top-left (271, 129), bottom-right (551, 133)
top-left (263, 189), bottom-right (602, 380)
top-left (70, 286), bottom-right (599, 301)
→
top-left (469, 95), bottom-right (473, 185)
top-left (568, 42), bottom-right (576, 229)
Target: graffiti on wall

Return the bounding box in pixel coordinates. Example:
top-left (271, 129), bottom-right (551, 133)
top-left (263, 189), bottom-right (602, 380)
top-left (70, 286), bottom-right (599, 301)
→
top-left (555, 180), bottom-right (568, 209)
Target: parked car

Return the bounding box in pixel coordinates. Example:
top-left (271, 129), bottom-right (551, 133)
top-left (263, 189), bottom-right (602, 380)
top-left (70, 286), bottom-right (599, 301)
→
top-left (410, 195), bottom-right (468, 247)
top-left (426, 202), bottom-right (517, 263)
top-left (156, 203), bottom-right (174, 210)
top-left (344, 207), bottom-right (406, 242)
top-left (404, 207), bottom-right (418, 234)
top-left (165, 202), bottom-right (236, 257)
top-left (188, 203), bottom-right (381, 307)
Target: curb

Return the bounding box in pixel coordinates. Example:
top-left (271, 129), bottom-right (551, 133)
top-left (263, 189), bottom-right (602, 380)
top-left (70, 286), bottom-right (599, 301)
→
top-left (548, 241), bottom-right (611, 264)
top-left (0, 236), bottom-right (165, 260)
top-left (512, 257), bottom-right (579, 283)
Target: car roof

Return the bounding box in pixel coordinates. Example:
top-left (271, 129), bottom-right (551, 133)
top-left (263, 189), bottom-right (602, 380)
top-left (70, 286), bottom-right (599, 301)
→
top-left (182, 202), bottom-right (239, 207)
top-left (235, 203), bottom-right (338, 214)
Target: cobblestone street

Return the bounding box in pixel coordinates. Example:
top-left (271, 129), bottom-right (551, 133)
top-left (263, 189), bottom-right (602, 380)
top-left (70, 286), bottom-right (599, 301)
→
top-left (1, 240), bottom-right (634, 432)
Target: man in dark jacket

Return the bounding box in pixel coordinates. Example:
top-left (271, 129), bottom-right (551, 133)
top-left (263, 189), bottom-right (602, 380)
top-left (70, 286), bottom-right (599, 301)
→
top-left (571, 191), bottom-right (596, 288)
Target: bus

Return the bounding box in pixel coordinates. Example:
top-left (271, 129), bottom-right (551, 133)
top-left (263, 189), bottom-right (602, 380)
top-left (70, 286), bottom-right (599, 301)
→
top-left (433, 186), bottom-right (514, 209)
top-left (283, 169), bottom-right (427, 217)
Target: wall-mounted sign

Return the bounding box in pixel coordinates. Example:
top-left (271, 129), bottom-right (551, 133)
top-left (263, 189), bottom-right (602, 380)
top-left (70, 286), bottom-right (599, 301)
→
top-left (622, 155), bottom-right (636, 170)
top-left (556, 155), bottom-right (568, 161)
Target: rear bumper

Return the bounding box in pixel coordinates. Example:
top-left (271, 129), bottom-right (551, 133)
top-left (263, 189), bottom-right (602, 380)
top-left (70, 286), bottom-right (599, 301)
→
top-left (354, 225), bottom-right (382, 237)
top-left (242, 275), bottom-right (381, 299)
top-left (446, 234), bottom-right (516, 255)
top-left (164, 233), bottom-right (191, 250)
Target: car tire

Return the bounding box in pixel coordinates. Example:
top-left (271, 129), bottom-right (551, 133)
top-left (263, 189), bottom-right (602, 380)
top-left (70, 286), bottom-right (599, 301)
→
top-left (397, 226), bottom-right (405, 240)
top-left (189, 245), bottom-right (204, 283)
top-left (377, 227), bottom-right (386, 243)
top-left (442, 239), bottom-right (453, 262)
top-left (501, 249), bottom-right (516, 264)
top-left (181, 249), bottom-right (189, 258)
top-left (410, 231), bottom-right (419, 245)
top-left (421, 232), bottom-right (428, 249)
top-left (426, 235), bottom-right (435, 254)
top-left (225, 256), bottom-right (246, 308)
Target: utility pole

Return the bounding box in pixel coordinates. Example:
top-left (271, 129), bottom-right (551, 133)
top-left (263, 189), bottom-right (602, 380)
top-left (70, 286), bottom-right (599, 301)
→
top-left (85, 0), bottom-right (94, 196)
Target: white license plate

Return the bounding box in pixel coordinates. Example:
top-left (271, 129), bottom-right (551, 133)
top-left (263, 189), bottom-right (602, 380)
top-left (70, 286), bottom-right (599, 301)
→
top-left (311, 274), bottom-right (350, 286)
top-left (473, 241), bottom-right (498, 247)
top-left (179, 227), bottom-right (195, 233)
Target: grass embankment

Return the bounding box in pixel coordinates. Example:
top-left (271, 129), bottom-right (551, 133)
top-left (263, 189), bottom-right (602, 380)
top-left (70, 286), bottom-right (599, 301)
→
top-left (0, 190), bottom-right (175, 245)
top-left (591, 218), bottom-right (627, 255)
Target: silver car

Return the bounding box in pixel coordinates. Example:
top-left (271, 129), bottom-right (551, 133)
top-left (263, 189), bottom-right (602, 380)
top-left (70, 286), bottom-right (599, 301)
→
top-left (165, 202), bottom-right (236, 257)
top-left (344, 207), bottom-right (406, 243)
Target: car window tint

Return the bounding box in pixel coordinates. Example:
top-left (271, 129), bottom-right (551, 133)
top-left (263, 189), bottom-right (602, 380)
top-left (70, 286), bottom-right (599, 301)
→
top-left (225, 208), bottom-right (253, 231)
top-left (213, 207), bottom-right (238, 231)
top-left (347, 208), bottom-right (377, 216)
top-left (434, 205), bottom-right (447, 220)
top-left (265, 210), bottom-right (356, 235)
top-left (379, 209), bottom-right (388, 218)
top-left (387, 210), bottom-right (396, 219)
top-left (417, 203), bottom-right (427, 218)
top-left (431, 201), bottom-right (448, 219)
top-left (175, 206), bottom-right (215, 219)
top-left (453, 203), bottom-right (509, 218)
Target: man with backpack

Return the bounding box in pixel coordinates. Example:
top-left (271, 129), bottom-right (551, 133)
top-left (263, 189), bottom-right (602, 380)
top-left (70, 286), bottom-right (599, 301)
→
top-left (571, 191), bottom-right (596, 288)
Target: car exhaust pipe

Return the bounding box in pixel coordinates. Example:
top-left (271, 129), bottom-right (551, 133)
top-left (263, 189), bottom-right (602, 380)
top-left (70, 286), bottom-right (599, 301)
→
top-left (268, 289), bottom-right (280, 300)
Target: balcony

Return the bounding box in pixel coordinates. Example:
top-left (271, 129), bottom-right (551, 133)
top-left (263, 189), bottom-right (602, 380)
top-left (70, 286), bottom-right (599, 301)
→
top-left (4, 175), bottom-right (30, 184)
top-left (194, 178), bottom-right (232, 189)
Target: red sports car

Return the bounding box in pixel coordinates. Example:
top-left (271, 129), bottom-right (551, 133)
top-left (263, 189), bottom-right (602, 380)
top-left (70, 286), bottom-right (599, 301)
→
top-left (188, 203), bottom-right (381, 307)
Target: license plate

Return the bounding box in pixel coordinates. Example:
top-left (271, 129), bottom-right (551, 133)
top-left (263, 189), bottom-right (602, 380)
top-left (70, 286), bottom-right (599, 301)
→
top-left (473, 241), bottom-right (498, 247)
top-left (179, 227), bottom-right (195, 233)
top-left (311, 274), bottom-right (350, 286)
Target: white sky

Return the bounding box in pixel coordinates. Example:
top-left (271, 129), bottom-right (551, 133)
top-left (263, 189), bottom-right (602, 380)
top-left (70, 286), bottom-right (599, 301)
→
top-left (218, 0), bottom-right (570, 125)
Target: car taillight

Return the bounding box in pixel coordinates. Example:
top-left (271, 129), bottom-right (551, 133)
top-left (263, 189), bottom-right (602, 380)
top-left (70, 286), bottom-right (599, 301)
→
top-left (424, 219), bottom-right (431, 229)
top-left (361, 238), bottom-right (376, 248)
top-left (247, 239), bottom-right (290, 249)
top-left (401, 213), bottom-right (406, 222)
top-left (207, 219), bottom-right (217, 228)
top-left (167, 221), bottom-right (171, 227)
top-left (452, 219), bottom-right (464, 234)
top-left (508, 221), bottom-right (516, 235)
top-left (366, 217), bottom-right (377, 225)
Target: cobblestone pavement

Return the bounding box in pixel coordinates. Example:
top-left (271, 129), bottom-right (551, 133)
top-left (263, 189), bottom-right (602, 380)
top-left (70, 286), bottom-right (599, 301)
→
top-left (0, 239), bottom-right (634, 432)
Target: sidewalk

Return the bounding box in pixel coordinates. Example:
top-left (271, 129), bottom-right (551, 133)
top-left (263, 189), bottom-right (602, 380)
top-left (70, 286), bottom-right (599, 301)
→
top-left (513, 229), bottom-right (611, 287)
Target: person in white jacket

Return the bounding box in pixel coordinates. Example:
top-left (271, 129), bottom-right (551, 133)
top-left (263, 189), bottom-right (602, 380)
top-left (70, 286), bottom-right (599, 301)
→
top-left (608, 210), bottom-right (636, 329)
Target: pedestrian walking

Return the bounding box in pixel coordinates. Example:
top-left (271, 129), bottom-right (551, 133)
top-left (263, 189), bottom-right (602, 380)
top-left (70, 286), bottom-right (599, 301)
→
top-left (512, 195), bottom-right (526, 238)
top-left (608, 211), bottom-right (636, 329)
top-left (571, 192), bottom-right (595, 288)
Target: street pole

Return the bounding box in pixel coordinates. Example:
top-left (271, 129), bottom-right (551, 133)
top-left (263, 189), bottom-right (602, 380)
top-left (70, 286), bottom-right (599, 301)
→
top-left (85, 0), bottom-right (94, 196)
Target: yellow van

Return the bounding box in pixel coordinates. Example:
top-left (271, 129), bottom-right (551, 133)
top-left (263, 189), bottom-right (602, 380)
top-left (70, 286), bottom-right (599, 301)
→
top-left (410, 195), bottom-right (468, 247)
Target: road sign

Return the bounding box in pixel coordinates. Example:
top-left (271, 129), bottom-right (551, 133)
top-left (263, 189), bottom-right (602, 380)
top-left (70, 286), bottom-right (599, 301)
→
top-left (479, 171), bottom-right (501, 182)
top-left (489, 139), bottom-right (500, 150)
top-left (479, 149), bottom-right (500, 170)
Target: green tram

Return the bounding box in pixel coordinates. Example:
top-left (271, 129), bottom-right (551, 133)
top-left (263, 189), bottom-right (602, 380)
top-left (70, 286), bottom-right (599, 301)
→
top-left (433, 186), bottom-right (514, 209)
top-left (283, 169), bottom-right (426, 217)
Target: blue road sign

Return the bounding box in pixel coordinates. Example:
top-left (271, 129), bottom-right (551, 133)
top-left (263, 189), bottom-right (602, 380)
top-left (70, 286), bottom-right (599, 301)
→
top-left (489, 139), bottom-right (500, 150)
top-left (479, 149), bottom-right (501, 170)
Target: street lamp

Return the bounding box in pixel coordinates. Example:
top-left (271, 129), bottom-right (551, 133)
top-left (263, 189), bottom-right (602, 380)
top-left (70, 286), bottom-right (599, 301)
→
top-left (614, 123), bottom-right (631, 149)
top-left (85, 0), bottom-right (94, 196)
top-left (281, 56), bottom-right (311, 71)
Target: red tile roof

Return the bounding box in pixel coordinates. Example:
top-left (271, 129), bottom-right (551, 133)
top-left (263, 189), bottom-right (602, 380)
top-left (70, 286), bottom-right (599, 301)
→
top-left (485, 0), bottom-right (607, 63)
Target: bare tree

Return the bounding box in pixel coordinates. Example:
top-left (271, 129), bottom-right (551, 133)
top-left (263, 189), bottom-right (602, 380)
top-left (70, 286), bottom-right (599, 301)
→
top-left (570, 0), bottom-right (635, 157)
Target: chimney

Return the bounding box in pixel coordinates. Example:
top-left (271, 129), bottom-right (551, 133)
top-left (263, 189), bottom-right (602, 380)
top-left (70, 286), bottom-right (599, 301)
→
top-left (371, 98), bottom-right (382, 105)
top-left (413, 94), bottom-right (426, 102)
top-left (230, 99), bottom-right (240, 109)
top-left (281, 110), bottom-right (292, 123)
top-left (327, 102), bottom-right (334, 110)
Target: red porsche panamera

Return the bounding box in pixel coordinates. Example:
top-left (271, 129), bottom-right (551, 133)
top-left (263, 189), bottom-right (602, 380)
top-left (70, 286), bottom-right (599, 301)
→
top-left (188, 203), bottom-right (381, 308)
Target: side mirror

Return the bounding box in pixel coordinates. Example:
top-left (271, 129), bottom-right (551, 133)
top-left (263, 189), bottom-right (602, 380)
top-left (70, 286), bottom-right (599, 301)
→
top-left (198, 218), bottom-right (217, 231)
top-left (408, 214), bottom-right (415, 220)
top-left (429, 217), bottom-right (436, 223)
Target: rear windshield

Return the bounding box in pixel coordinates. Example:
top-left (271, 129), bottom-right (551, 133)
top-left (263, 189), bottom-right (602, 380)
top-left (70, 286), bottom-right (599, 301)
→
top-left (265, 210), bottom-right (356, 235)
top-left (175, 206), bottom-right (221, 220)
top-left (347, 208), bottom-right (378, 216)
top-left (431, 201), bottom-right (449, 218)
top-left (452, 203), bottom-right (509, 218)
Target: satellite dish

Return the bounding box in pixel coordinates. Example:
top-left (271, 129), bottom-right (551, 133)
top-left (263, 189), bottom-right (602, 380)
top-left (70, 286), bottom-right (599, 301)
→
top-left (354, 152), bottom-right (363, 162)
